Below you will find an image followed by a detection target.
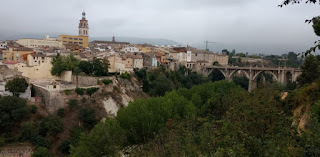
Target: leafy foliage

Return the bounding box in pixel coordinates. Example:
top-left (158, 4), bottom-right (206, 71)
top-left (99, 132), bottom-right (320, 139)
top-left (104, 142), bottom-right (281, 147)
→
top-left (78, 107), bottom-right (97, 129)
top-left (78, 58), bottom-right (108, 76)
top-left (120, 71), bottom-right (131, 80)
top-left (70, 118), bottom-right (125, 157)
top-left (38, 116), bottom-right (64, 137)
top-left (0, 96), bottom-right (29, 132)
top-left (18, 122), bottom-right (37, 142)
top-left (297, 55), bottom-right (320, 86)
top-left (68, 99), bottom-right (78, 111)
top-left (75, 88), bottom-right (85, 95)
top-left (51, 54), bottom-right (79, 76)
top-left (5, 78), bottom-right (28, 96)
top-left (85, 87), bottom-right (99, 97)
top-left (32, 147), bottom-right (54, 157)
top-left (101, 79), bottom-right (112, 85)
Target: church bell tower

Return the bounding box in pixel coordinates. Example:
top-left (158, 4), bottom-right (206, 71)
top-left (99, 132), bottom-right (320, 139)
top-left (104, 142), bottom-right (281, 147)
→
top-left (79, 11), bottom-right (89, 37)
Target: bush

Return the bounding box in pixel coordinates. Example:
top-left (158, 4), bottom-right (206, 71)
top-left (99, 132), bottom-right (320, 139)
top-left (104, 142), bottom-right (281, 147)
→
top-left (57, 108), bottom-right (65, 117)
top-left (120, 72), bottom-right (131, 80)
top-left (70, 126), bottom-right (85, 146)
top-left (68, 99), bottom-right (78, 111)
top-left (58, 139), bottom-right (71, 154)
top-left (75, 88), bottom-right (85, 95)
top-left (102, 79), bottom-right (112, 85)
top-left (81, 97), bottom-right (86, 103)
top-left (86, 87), bottom-right (99, 97)
top-left (0, 96), bottom-right (30, 132)
top-left (18, 122), bottom-right (37, 142)
top-left (32, 136), bottom-right (50, 148)
top-left (38, 116), bottom-right (64, 137)
top-left (32, 147), bottom-right (54, 157)
top-left (30, 105), bottom-right (37, 114)
top-left (78, 107), bottom-right (97, 129)
top-left (64, 89), bottom-right (72, 95)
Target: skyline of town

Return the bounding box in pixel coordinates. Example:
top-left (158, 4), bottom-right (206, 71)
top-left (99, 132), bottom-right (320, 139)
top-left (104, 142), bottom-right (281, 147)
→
top-left (0, 0), bottom-right (319, 54)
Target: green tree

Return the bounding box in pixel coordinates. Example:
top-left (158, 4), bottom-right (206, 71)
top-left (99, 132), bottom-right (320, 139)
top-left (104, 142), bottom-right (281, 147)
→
top-left (51, 54), bottom-right (79, 76)
top-left (70, 118), bottom-right (125, 157)
top-left (78, 107), bottom-right (97, 129)
top-left (38, 116), bottom-right (64, 137)
top-left (73, 67), bottom-right (82, 88)
top-left (297, 55), bottom-right (320, 86)
top-left (85, 87), bottom-right (99, 97)
top-left (5, 78), bottom-right (28, 96)
top-left (18, 122), bottom-right (37, 142)
top-left (0, 96), bottom-right (29, 132)
top-left (32, 147), bottom-right (54, 157)
top-left (58, 140), bottom-right (71, 154)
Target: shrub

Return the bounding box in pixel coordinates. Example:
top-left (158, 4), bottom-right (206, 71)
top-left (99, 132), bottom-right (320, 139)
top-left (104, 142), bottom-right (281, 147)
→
top-left (70, 126), bottom-right (85, 146)
top-left (120, 72), bottom-right (131, 80)
top-left (102, 79), bottom-right (112, 85)
top-left (30, 105), bottom-right (37, 114)
top-left (32, 136), bottom-right (50, 148)
top-left (78, 107), bottom-right (97, 129)
top-left (32, 147), bottom-right (54, 157)
top-left (57, 108), bottom-right (65, 117)
top-left (0, 96), bottom-right (30, 132)
top-left (75, 88), bottom-right (85, 95)
top-left (58, 139), bottom-right (71, 154)
top-left (64, 89), bottom-right (72, 95)
top-left (81, 97), bottom-right (86, 103)
top-left (38, 116), bottom-right (64, 137)
top-left (18, 122), bottom-right (37, 142)
top-left (68, 99), bottom-right (78, 111)
top-left (86, 87), bottom-right (99, 97)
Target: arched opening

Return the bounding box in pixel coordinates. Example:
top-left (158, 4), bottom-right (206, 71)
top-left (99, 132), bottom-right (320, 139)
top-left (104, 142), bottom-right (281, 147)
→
top-left (255, 71), bottom-right (276, 88)
top-left (208, 69), bottom-right (225, 82)
top-left (230, 70), bottom-right (249, 90)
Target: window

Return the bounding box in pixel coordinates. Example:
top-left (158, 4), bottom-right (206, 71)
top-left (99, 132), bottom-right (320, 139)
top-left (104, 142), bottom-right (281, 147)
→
top-left (79, 38), bottom-right (83, 41)
top-left (74, 38), bottom-right (79, 40)
top-left (79, 42), bottom-right (83, 44)
top-left (68, 38), bottom-right (73, 40)
top-left (63, 37), bottom-right (67, 39)
top-left (53, 85), bottom-right (56, 89)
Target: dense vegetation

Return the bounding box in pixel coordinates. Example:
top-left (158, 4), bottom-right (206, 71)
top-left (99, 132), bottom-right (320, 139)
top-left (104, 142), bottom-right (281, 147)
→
top-left (51, 54), bottom-right (109, 77)
top-left (68, 54), bottom-right (320, 156)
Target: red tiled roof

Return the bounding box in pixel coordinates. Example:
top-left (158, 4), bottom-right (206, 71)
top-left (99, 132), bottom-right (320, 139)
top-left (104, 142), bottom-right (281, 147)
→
top-left (3, 61), bottom-right (20, 64)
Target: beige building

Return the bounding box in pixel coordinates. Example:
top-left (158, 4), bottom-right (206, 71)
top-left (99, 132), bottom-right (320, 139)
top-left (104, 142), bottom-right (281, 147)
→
top-left (16, 35), bottom-right (64, 49)
top-left (14, 54), bottom-right (56, 80)
top-left (3, 47), bottom-right (34, 61)
top-left (187, 50), bottom-right (228, 67)
top-left (107, 53), bottom-right (143, 73)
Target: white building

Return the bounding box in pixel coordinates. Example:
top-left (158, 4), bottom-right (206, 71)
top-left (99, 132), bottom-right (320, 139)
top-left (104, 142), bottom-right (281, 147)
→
top-left (121, 46), bottom-right (140, 53)
top-left (17, 35), bottom-right (64, 49)
top-left (0, 41), bottom-right (7, 49)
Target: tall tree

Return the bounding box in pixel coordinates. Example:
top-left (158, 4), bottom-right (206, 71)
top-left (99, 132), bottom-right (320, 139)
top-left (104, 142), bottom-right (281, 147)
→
top-left (5, 78), bottom-right (28, 96)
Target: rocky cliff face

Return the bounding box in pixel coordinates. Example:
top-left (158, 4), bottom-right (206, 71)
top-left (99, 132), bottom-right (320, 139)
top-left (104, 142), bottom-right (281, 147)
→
top-left (95, 76), bottom-right (148, 117)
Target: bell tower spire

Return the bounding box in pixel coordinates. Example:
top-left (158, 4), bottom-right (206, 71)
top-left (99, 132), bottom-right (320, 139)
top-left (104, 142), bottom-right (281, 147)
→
top-left (79, 11), bottom-right (89, 37)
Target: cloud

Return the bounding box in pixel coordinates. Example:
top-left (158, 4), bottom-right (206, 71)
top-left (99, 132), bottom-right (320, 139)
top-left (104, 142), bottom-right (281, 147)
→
top-left (0, 0), bottom-right (319, 54)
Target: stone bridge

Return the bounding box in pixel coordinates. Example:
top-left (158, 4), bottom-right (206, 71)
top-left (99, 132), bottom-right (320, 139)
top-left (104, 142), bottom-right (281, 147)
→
top-left (203, 66), bottom-right (302, 92)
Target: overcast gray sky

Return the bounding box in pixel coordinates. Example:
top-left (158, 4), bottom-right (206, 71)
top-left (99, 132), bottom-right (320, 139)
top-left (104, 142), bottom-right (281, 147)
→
top-left (0, 0), bottom-right (319, 54)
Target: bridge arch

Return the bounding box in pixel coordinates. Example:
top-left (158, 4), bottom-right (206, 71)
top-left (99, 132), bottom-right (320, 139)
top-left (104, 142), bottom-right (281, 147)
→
top-left (253, 70), bottom-right (278, 82)
top-left (208, 69), bottom-right (227, 78)
top-left (229, 69), bottom-right (250, 79)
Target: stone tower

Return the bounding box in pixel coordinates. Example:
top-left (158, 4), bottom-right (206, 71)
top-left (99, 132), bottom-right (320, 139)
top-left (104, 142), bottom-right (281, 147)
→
top-left (79, 11), bottom-right (89, 36)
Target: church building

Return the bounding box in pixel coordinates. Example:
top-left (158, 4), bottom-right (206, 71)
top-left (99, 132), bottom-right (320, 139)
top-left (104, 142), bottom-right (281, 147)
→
top-left (58, 12), bottom-right (89, 48)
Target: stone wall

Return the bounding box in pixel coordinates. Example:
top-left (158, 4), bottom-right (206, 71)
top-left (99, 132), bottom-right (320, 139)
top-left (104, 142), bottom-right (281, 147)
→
top-left (72, 75), bottom-right (99, 86)
top-left (32, 84), bottom-right (66, 114)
